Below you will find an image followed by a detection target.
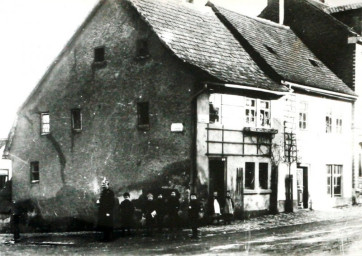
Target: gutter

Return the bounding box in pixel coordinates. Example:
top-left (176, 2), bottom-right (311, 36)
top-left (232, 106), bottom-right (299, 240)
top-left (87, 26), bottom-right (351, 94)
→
top-left (282, 81), bottom-right (358, 101)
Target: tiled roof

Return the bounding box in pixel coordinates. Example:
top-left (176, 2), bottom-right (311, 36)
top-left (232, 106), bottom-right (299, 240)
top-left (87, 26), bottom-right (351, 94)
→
top-left (127, 0), bottom-right (286, 92)
top-left (214, 5), bottom-right (356, 96)
top-left (325, 2), bottom-right (362, 14)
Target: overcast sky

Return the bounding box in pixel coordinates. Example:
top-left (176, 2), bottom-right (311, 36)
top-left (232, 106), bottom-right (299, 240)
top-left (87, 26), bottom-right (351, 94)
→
top-left (0, 0), bottom-right (359, 138)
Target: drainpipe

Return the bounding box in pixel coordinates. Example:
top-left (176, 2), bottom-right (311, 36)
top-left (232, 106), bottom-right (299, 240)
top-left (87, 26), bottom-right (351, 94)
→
top-left (279, 0), bottom-right (284, 25)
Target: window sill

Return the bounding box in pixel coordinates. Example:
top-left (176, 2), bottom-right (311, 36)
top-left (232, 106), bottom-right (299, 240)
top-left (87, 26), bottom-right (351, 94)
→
top-left (243, 127), bottom-right (278, 134)
top-left (41, 133), bottom-right (50, 136)
top-left (31, 180), bottom-right (39, 184)
top-left (92, 60), bottom-right (107, 69)
top-left (244, 189), bottom-right (272, 195)
top-left (72, 129), bottom-right (82, 133)
top-left (138, 124), bottom-right (150, 131)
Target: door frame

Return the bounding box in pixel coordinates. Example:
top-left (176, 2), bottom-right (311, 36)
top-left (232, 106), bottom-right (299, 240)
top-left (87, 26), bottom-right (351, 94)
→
top-left (208, 157), bottom-right (227, 204)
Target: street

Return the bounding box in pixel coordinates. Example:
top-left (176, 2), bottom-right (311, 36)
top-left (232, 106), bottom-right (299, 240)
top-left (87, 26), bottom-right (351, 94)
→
top-left (1, 208), bottom-right (362, 255)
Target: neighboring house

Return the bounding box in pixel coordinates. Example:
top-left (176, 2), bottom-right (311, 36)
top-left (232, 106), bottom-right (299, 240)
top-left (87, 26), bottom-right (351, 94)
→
top-left (7, 0), bottom-right (357, 227)
top-left (0, 139), bottom-right (11, 190)
top-left (260, 0), bottom-right (362, 203)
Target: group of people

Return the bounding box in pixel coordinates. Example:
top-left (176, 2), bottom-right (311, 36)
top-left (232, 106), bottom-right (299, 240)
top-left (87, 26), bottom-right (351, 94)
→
top-left (97, 178), bottom-right (235, 242)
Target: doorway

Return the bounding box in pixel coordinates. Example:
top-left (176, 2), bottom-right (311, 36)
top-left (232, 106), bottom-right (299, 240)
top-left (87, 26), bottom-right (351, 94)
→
top-left (297, 165), bottom-right (309, 209)
top-left (209, 159), bottom-right (226, 207)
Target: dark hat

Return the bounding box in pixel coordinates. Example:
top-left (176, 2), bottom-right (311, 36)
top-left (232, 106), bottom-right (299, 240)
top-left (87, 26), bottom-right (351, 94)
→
top-left (123, 192), bottom-right (130, 197)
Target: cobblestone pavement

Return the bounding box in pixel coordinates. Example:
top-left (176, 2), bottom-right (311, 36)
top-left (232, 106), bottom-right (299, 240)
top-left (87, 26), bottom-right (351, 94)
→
top-left (0, 205), bottom-right (361, 255)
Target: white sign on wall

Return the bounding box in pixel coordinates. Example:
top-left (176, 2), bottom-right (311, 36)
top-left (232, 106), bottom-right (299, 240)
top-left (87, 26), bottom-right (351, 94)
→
top-left (171, 123), bottom-right (184, 132)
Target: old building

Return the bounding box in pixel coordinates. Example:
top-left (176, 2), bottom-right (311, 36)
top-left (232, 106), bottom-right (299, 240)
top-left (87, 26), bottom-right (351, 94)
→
top-left (6, 0), bottom-right (357, 227)
top-left (260, 0), bottom-right (362, 204)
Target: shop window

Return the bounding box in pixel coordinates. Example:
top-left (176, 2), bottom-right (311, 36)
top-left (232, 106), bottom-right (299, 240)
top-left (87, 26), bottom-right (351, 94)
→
top-left (94, 47), bottom-right (105, 62)
top-left (327, 165), bottom-right (342, 197)
top-left (137, 102), bottom-right (150, 130)
top-left (30, 161), bottom-right (39, 183)
top-left (40, 113), bottom-right (50, 135)
top-left (245, 162), bottom-right (255, 189)
top-left (71, 109), bottom-right (82, 132)
top-left (259, 163), bottom-right (269, 189)
top-left (299, 102), bottom-right (307, 130)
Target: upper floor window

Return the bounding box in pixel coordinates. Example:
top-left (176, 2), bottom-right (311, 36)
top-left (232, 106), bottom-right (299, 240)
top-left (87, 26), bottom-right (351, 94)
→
top-left (326, 113), bottom-right (332, 133)
top-left (327, 164), bottom-right (342, 197)
top-left (335, 117), bottom-right (343, 134)
top-left (137, 102), bottom-right (150, 130)
top-left (208, 94), bottom-right (271, 129)
top-left (94, 47), bottom-right (105, 62)
top-left (30, 161), bottom-right (39, 184)
top-left (40, 113), bottom-right (50, 135)
top-left (136, 39), bottom-right (149, 59)
top-left (245, 98), bottom-right (257, 126)
top-left (71, 109), bottom-right (82, 132)
top-left (299, 102), bottom-right (307, 130)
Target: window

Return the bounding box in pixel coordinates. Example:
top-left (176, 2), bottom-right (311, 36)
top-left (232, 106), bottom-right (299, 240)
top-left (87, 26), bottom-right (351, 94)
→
top-left (326, 113), bottom-right (332, 133)
top-left (30, 161), bottom-right (39, 183)
top-left (327, 165), bottom-right (342, 197)
top-left (136, 39), bottom-right (149, 59)
top-left (245, 98), bottom-right (257, 126)
top-left (94, 47), bottom-right (105, 62)
top-left (41, 113), bottom-right (50, 135)
top-left (259, 100), bottom-right (270, 127)
top-left (0, 169), bottom-right (8, 189)
top-left (137, 102), bottom-right (150, 130)
top-left (259, 163), bottom-right (269, 189)
top-left (71, 109), bottom-right (82, 131)
top-left (245, 162), bottom-right (255, 189)
top-left (299, 102), bottom-right (307, 130)
top-left (309, 59), bottom-right (319, 67)
top-left (335, 118), bottom-right (342, 134)
top-left (264, 45), bottom-right (277, 55)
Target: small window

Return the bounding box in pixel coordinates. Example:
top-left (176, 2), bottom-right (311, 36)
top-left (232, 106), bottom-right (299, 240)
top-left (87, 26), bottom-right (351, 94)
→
top-left (137, 102), bottom-right (150, 130)
top-left (264, 45), bottom-right (277, 55)
top-left (245, 98), bottom-right (257, 126)
top-left (30, 161), bottom-right (39, 183)
top-left (94, 47), bottom-right (105, 62)
top-left (326, 113), bottom-right (332, 133)
top-left (309, 59), bottom-right (319, 67)
top-left (136, 39), bottom-right (149, 59)
top-left (245, 162), bottom-right (255, 189)
top-left (41, 113), bottom-right (50, 135)
top-left (259, 100), bottom-right (271, 127)
top-left (71, 109), bottom-right (82, 131)
top-left (259, 163), bottom-right (269, 189)
top-left (327, 164), bottom-right (342, 197)
top-left (0, 169), bottom-right (8, 189)
top-left (299, 102), bottom-right (307, 130)
top-left (336, 118), bottom-right (342, 134)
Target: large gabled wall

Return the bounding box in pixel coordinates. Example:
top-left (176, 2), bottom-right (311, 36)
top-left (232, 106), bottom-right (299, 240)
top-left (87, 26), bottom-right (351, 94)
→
top-left (10, 0), bottom-right (201, 225)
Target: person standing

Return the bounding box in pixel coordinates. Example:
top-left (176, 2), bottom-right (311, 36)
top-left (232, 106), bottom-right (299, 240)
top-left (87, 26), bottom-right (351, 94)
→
top-left (223, 190), bottom-right (234, 225)
top-left (97, 178), bottom-right (115, 241)
top-left (155, 193), bottom-right (165, 233)
top-left (143, 193), bottom-right (156, 236)
top-left (11, 200), bottom-right (20, 242)
top-left (167, 191), bottom-right (180, 236)
top-left (209, 191), bottom-right (221, 224)
top-left (188, 193), bottom-right (201, 239)
top-left (120, 192), bottom-right (135, 236)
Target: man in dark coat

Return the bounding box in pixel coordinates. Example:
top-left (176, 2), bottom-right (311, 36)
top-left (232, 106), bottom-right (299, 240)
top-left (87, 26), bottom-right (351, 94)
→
top-left (11, 200), bottom-right (21, 242)
top-left (120, 192), bottom-right (135, 236)
top-left (142, 193), bottom-right (156, 236)
top-left (155, 193), bottom-right (165, 233)
top-left (188, 193), bottom-right (201, 239)
top-left (167, 191), bottom-right (180, 235)
top-left (97, 178), bottom-right (115, 241)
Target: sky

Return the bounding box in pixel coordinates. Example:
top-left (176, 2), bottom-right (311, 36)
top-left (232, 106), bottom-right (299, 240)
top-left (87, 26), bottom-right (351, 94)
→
top-left (0, 0), bottom-right (359, 139)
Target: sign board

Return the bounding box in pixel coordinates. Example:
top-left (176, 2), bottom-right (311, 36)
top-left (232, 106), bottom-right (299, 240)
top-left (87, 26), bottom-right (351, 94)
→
top-left (171, 123), bottom-right (184, 132)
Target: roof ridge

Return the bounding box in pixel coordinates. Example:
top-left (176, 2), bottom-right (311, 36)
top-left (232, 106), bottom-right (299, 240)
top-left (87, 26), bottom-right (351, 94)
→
top-left (325, 2), bottom-right (362, 13)
top-left (209, 2), bottom-right (290, 30)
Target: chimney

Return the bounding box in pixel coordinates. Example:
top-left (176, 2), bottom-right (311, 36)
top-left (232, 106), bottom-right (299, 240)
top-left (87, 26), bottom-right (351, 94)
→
top-left (267, 0), bottom-right (284, 25)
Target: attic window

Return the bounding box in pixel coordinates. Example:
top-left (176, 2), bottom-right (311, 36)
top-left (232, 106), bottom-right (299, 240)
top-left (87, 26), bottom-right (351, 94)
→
top-left (264, 45), bottom-right (277, 55)
top-left (309, 59), bottom-right (319, 67)
top-left (136, 39), bottom-right (149, 59)
top-left (71, 109), bottom-right (82, 132)
top-left (94, 47), bottom-right (105, 62)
